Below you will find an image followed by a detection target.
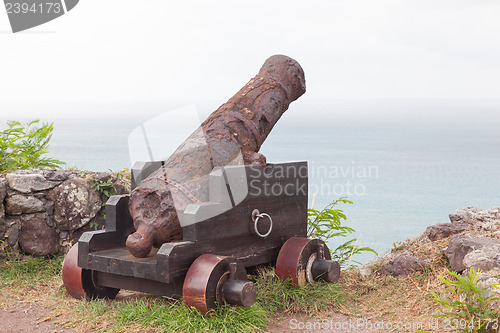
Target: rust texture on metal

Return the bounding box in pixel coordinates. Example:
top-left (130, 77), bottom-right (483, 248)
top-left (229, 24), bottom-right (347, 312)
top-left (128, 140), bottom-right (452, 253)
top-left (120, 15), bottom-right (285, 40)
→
top-left (62, 243), bottom-right (85, 299)
top-left (182, 254), bottom-right (229, 314)
top-left (183, 254), bottom-right (228, 314)
top-left (311, 259), bottom-right (341, 283)
top-left (183, 254), bottom-right (255, 314)
top-left (62, 243), bottom-right (120, 300)
top-left (275, 237), bottom-right (333, 286)
top-left (126, 55), bottom-right (306, 258)
top-left (222, 280), bottom-right (256, 307)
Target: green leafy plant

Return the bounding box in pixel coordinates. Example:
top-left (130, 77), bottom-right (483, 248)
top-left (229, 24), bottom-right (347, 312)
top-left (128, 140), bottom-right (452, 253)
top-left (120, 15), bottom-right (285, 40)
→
top-left (86, 169), bottom-right (130, 230)
top-left (87, 175), bottom-right (116, 230)
top-left (391, 238), bottom-right (411, 252)
top-left (0, 119), bottom-right (65, 173)
top-left (115, 168), bottom-right (131, 192)
top-left (87, 169), bottom-right (130, 200)
top-left (431, 269), bottom-right (500, 333)
top-left (88, 220), bottom-right (100, 230)
top-left (307, 197), bottom-right (377, 268)
top-left (90, 176), bottom-right (117, 200)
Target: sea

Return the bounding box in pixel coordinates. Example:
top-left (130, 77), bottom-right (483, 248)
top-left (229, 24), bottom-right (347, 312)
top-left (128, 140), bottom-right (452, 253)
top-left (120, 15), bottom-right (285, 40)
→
top-left (2, 99), bottom-right (500, 264)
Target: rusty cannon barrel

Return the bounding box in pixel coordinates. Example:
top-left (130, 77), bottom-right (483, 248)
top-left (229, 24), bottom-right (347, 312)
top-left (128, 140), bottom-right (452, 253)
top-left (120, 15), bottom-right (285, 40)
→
top-left (127, 54), bottom-right (306, 258)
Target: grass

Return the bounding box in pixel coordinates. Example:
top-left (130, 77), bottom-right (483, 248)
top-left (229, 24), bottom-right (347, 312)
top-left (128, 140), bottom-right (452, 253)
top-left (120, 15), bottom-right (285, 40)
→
top-left (111, 298), bottom-right (268, 332)
top-left (1, 234), bottom-right (498, 332)
top-left (254, 266), bottom-right (346, 316)
top-left (0, 254), bottom-right (63, 285)
top-left (0, 254), bottom-right (347, 332)
top-left (337, 238), bottom-right (452, 324)
top-left (0, 250), bottom-right (439, 332)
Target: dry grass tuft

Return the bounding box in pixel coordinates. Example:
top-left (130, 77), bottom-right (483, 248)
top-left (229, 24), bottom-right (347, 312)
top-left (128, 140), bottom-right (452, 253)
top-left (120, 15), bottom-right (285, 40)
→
top-left (334, 236), bottom-right (457, 331)
top-left (3, 232), bottom-right (496, 332)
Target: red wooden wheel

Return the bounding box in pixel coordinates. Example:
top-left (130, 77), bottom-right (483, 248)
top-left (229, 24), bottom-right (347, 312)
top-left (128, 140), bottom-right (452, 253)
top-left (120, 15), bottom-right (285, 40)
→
top-left (276, 237), bottom-right (340, 286)
top-left (183, 254), bottom-right (256, 314)
top-left (62, 243), bottom-right (120, 300)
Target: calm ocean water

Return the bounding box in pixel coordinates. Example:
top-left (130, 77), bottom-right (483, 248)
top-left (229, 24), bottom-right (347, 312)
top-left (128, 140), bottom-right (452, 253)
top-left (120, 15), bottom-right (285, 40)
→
top-left (2, 100), bottom-right (499, 264)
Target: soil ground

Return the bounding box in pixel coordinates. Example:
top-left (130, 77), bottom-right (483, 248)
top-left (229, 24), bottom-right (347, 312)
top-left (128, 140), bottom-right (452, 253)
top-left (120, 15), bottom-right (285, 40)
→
top-left (0, 304), bottom-right (66, 333)
top-left (0, 297), bottom-right (383, 333)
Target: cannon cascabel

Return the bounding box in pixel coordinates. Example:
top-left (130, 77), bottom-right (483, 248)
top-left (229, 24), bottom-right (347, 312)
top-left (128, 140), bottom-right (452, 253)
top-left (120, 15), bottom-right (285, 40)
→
top-left (126, 55), bottom-right (306, 258)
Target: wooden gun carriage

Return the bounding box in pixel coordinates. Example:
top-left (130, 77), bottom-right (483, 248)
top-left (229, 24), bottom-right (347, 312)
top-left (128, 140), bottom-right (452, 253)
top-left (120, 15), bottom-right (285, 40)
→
top-left (62, 161), bottom-right (340, 314)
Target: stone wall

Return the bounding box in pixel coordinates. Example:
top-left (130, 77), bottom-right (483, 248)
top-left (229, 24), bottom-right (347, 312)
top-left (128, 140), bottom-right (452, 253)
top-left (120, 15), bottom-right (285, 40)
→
top-left (0, 169), bottom-right (129, 256)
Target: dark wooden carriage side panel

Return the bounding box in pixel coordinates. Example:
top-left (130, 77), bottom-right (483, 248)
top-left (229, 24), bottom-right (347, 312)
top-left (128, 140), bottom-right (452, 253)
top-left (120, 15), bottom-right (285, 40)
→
top-left (182, 161), bottom-right (308, 242)
top-left (130, 161), bottom-right (163, 190)
top-left (78, 195), bottom-right (134, 269)
top-left (156, 232), bottom-right (304, 283)
top-left (158, 161), bottom-right (308, 283)
top-left (78, 161), bottom-right (308, 285)
top-left (96, 271), bottom-right (183, 298)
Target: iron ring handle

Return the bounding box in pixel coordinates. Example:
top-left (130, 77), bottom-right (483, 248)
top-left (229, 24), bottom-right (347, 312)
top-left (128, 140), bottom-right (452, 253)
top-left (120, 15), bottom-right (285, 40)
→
top-left (253, 212), bottom-right (273, 238)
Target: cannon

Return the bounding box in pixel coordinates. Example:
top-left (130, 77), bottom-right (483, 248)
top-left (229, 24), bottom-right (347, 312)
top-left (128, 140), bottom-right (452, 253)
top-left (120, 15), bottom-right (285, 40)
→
top-left (62, 55), bottom-right (341, 313)
top-left (126, 54), bottom-right (307, 258)
top-left (62, 162), bottom-right (341, 313)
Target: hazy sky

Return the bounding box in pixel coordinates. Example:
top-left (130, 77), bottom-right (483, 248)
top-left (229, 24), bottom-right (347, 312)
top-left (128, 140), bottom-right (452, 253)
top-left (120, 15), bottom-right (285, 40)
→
top-left (1, 0), bottom-right (500, 117)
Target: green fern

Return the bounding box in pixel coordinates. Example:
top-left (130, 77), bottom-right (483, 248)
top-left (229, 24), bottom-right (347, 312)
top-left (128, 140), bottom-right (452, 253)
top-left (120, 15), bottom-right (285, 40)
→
top-left (307, 197), bottom-right (377, 268)
top-left (0, 119), bottom-right (65, 173)
top-left (431, 269), bottom-right (500, 332)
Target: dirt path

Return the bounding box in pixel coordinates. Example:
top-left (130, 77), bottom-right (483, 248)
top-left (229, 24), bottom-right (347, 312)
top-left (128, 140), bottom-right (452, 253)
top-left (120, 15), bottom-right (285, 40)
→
top-left (0, 305), bottom-right (67, 333)
top-left (0, 302), bottom-right (387, 333)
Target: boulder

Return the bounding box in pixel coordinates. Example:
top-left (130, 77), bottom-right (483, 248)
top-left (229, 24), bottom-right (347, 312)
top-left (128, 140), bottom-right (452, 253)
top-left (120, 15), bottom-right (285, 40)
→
top-left (358, 267), bottom-right (373, 279)
top-left (0, 177), bottom-right (6, 218)
top-left (463, 245), bottom-right (500, 273)
top-left (3, 216), bottom-right (20, 247)
top-left (446, 235), bottom-right (500, 272)
top-left (0, 216), bottom-right (7, 241)
top-left (478, 274), bottom-right (500, 294)
top-left (422, 223), bottom-right (469, 241)
top-left (0, 178), bottom-right (6, 237)
top-left (379, 252), bottom-right (428, 277)
top-left (43, 199), bottom-right (54, 215)
top-left (5, 215), bottom-right (20, 227)
top-left (89, 172), bottom-right (112, 182)
top-left (42, 169), bottom-right (76, 182)
top-left (478, 273), bottom-right (500, 309)
top-left (87, 172), bottom-right (130, 201)
top-left (18, 218), bottom-right (59, 255)
top-left (113, 178), bottom-right (130, 196)
top-left (6, 172), bottom-right (60, 194)
top-left (0, 220), bottom-right (5, 240)
top-left (7, 223), bottom-right (20, 246)
top-left (59, 230), bottom-right (70, 242)
top-left (5, 194), bottom-right (45, 215)
top-left (479, 274), bottom-right (500, 286)
top-left (46, 177), bottom-right (101, 231)
top-left (449, 206), bottom-right (500, 231)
